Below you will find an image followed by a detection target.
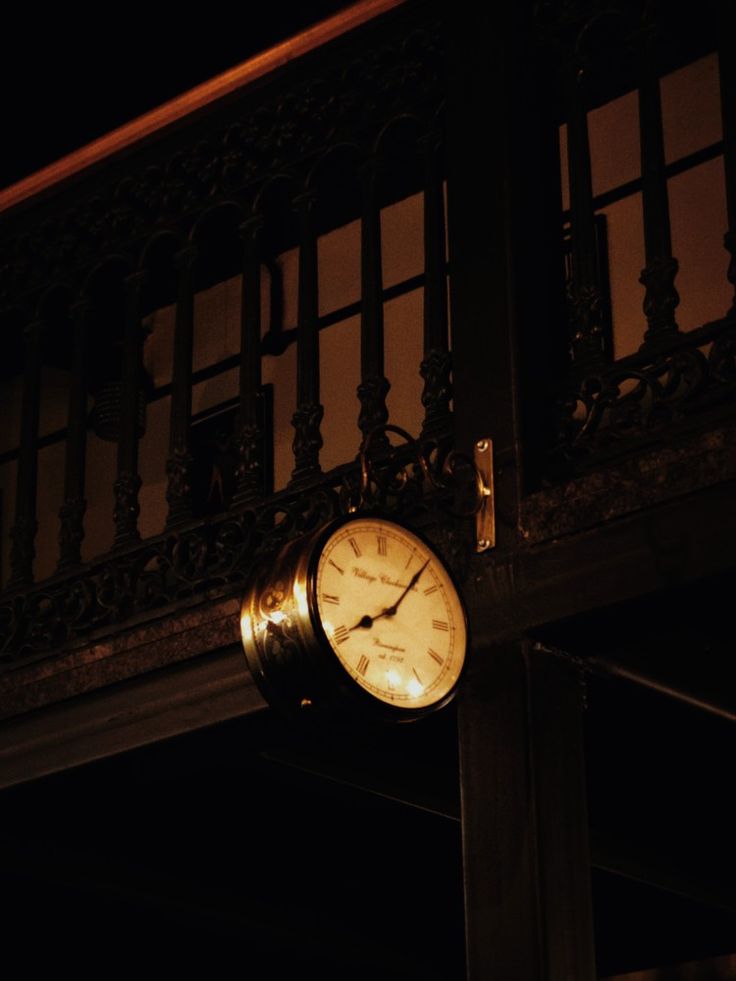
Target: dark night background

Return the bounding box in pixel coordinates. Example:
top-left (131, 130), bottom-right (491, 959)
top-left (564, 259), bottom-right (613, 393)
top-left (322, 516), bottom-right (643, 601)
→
top-left (1, 3), bottom-right (354, 190)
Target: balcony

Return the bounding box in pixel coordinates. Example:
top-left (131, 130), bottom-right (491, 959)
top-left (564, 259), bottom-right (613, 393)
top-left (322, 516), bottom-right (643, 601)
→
top-left (0, 0), bottom-right (733, 748)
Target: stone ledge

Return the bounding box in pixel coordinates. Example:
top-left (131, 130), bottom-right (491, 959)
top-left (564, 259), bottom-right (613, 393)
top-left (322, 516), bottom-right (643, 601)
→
top-left (0, 641), bottom-right (266, 790)
top-left (522, 422), bottom-right (736, 545)
top-left (0, 595), bottom-right (242, 721)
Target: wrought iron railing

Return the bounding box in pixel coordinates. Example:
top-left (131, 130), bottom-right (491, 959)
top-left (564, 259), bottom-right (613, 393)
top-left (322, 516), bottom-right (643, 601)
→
top-left (539, 0), bottom-right (735, 472)
top-left (0, 1), bottom-right (451, 662)
top-left (0, 0), bottom-right (733, 668)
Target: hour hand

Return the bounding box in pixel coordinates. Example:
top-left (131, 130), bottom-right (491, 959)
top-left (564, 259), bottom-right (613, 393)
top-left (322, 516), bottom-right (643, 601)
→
top-left (349, 614), bottom-right (374, 631)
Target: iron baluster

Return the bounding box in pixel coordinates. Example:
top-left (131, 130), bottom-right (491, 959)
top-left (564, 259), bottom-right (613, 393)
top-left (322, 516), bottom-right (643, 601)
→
top-left (233, 215), bottom-right (265, 506)
top-left (420, 127), bottom-right (452, 441)
top-left (718, 1), bottom-right (736, 315)
top-left (8, 318), bottom-right (44, 587)
top-left (165, 244), bottom-right (197, 529)
top-left (112, 269), bottom-right (146, 547)
top-left (57, 298), bottom-right (90, 570)
top-left (637, 9), bottom-right (680, 348)
top-left (357, 158), bottom-right (390, 449)
top-left (566, 65), bottom-right (608, 370)
top-left (290, 187), bottom-right (323, 483)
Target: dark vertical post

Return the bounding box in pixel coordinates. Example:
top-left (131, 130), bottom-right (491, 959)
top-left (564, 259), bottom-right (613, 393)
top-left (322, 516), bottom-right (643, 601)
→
top-left (165, 244), bottom-right (197, 529)
top-left (448, 2), bottom-right (597, 977)
top-left (357, 159), bottom-right (390, 449)
top-left (525, 645), bottom-right (596, 979)
top-left (457, 641), bottom-right (540, 979)
top-left (290, 188), bottom-right (323, 483)
top-left (113, 269), bottom-right (146, 547)
top-left (8, 318), bottom-right (44, 587)
top-left (566, 68), bottom-right (608, 368)
top-left (233, 215), bottom-right (264, 506)
top-left (458, 642), bottom-right (596, 981)
top-left (58, 298), bottom-right (90, 570)
top-left (718, 1), bottom-right (736, 314)
top-left (420, 127), bottom-right (452, 442)
top-left (637, 16), bottom-right (680, 347)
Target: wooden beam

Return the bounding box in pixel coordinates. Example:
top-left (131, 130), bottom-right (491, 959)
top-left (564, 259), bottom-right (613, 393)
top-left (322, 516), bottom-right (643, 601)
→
top-left (0, 643), bottom-right (265, 790)
top-left (470, 477), bottom-right (736, 648)
top-left (0, 0), bottom-right (406, 213)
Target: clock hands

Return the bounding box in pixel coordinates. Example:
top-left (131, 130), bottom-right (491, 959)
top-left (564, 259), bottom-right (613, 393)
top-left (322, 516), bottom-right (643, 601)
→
top-left (347, 559), bottom-right (430, 631)
top-left (349, 614), bottom-right (374, 631)
top-left (375, 558), bottom-right (430, 620)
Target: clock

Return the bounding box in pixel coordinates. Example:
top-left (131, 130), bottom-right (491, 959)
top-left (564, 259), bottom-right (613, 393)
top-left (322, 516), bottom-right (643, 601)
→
top-left (240, 514), bottom-right (467, 722)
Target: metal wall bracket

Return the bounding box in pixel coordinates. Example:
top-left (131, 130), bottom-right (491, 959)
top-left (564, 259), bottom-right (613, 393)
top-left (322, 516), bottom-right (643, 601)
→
top-left (474, 439), bottom-right (495, 552)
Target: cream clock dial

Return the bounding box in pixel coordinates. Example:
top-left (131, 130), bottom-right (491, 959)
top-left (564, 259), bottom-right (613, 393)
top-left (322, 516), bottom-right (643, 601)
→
top-left (314, 518), bottom-right (466, 710)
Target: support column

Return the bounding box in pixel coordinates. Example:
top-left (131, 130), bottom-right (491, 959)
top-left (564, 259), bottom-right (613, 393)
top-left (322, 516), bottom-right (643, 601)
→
top-left (447, 2), bottom-right (597, 977)
top-left (457, 641), bottom-right (596, 980)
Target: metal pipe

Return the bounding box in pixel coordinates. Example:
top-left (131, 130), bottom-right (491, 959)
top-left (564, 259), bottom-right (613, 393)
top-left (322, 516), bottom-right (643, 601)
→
top-left (533, 642), bottom-right (736, 724)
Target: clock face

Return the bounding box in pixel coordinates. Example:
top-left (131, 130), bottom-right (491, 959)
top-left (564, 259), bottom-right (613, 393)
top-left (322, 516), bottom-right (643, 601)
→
top-left (314, 518), bottom-right (466, 710)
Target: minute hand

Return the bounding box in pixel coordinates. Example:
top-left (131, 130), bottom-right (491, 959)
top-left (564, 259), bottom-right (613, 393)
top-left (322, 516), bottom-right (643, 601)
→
top-left (374, 559), bottom-right (430, 621)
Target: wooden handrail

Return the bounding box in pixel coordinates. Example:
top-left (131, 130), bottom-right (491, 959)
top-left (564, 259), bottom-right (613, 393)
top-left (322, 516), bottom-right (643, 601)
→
top-left (0, 0), bottom-right (405, 214)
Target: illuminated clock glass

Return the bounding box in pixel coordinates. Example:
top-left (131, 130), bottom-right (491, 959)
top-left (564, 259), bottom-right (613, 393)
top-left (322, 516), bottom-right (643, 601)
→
top-left (314, 518), bottom-right (466, 710)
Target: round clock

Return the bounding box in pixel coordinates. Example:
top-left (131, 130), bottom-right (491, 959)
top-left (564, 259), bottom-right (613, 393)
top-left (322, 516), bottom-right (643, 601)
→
top-left (240, 514), bottom-right (467, 722)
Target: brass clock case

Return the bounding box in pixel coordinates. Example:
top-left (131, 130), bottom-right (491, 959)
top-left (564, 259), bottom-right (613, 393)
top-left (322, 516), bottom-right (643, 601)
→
top-left (241, 514), bottom-right (467, 723)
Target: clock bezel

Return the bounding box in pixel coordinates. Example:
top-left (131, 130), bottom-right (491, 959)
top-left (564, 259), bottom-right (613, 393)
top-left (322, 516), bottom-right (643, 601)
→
top-left (302, 512), bottom-right (468, 722)
top-left (241, 512), bottom-right (468, 724)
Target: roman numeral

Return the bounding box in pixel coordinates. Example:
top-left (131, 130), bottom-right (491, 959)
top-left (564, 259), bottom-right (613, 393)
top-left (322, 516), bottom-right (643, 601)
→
top-left (333, 625), bottom-right (350, 645)
top-left (357, 654), bottom-right (369, 676)
top-left (322, 594), bottom-right (340, 605)
top-left (413, 667), bottom-right (424, 685)
top-left (377, 535), bottom-right (387, 557)
top-left (432, 619), bottom-right (449, 631)
top-left (348, 537), bottom-right (361, 558)
top-left (428, 647), bottom-right (444, 665)
top-left (423, 584), bottom-right (438, 596)
top-left (329, 559), bottom-right (344, 575)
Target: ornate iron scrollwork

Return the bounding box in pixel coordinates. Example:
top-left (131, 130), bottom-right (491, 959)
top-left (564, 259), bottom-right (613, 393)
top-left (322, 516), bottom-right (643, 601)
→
top-left (0, 423), bottom-right (488, 665)
top-left (0, 14), bottom-right (445, 305)
top-left (291, 402), bottom-right (325, 481)
top-left (0, 481), bottom-right (343, 663)
top-left (346, 424), bottom-right (489, 532)
top-left (553, 327), bottom-right (736, 468)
